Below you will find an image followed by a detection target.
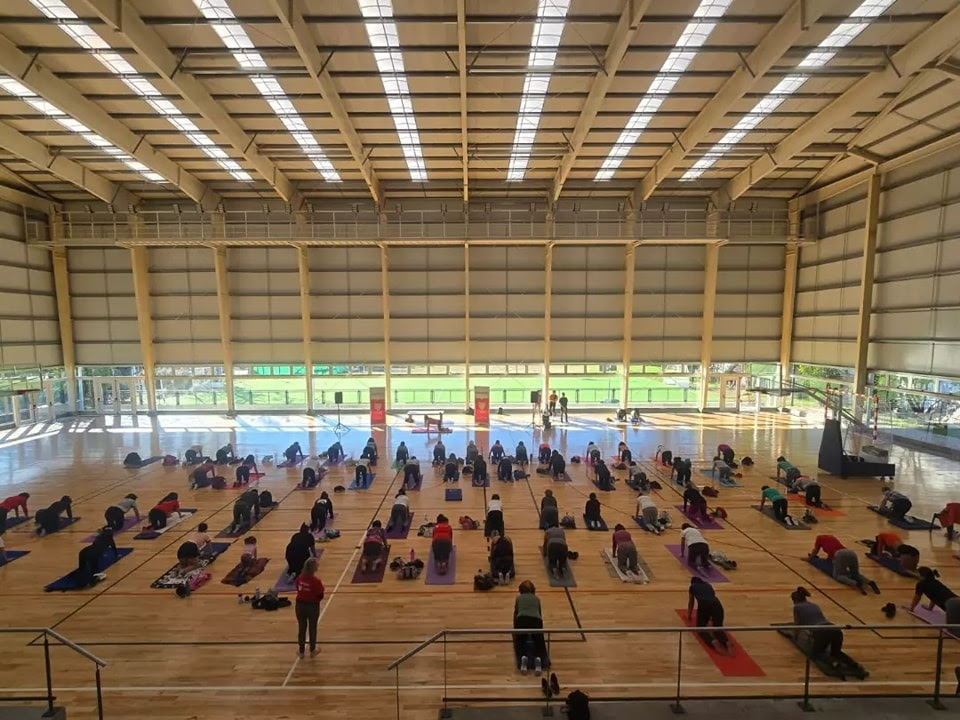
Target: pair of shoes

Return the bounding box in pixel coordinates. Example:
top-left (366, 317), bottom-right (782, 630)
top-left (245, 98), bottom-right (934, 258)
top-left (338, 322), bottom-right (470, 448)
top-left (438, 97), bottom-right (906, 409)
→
top-left (541, 678), bottom-right (553, 699)
top-left (520, 656), bottom-right (528, 675)
top-left (534, 657), bottom-right (543, 676)
top-left (549, 672), bottom-right (560, 695)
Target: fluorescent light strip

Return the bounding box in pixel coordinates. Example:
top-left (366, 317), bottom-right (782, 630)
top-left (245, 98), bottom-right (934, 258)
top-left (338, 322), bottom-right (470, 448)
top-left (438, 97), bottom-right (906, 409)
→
top-left (357, 0), bottom-right (426, 181)
top-left (594, 0), bottom-right (733, 181)
top-left (28, 0), bottom-right (253, 182)
top-left (193, 0), bottom-right (341, 182)
top-left (679, 0), bottom-right (896, 181)
top-left (0, 76), bottom-right (165, 182)
top-left (506, 0), bottom-right (570, 182)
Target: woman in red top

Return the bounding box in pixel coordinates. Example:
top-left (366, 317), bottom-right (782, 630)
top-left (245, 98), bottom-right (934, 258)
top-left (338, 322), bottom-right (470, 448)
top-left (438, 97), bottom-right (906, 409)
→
top-left (431, 514), bottom-right (454, 575)
top-left (0, 492), bottom-right (30, 533)
top-left (295, 556), bottom-right (325, 657)
top-left (148, 493), bottom-right (181, 530)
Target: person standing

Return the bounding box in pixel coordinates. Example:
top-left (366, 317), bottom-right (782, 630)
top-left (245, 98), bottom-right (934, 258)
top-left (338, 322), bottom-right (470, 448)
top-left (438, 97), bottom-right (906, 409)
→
top-left (294, 557), bottom-right (324, 658)
top-left (548, 391), bottom-right (558, 416)
top-left (558, 392), bottom-right (569, 422)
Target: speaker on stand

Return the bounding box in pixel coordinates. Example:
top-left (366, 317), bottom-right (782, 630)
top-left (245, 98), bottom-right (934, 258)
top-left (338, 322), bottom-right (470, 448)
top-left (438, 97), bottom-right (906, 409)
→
top-left (529, 390), bottom-right (541, 427)
top-left (332, 391), bottom-right (349, 436)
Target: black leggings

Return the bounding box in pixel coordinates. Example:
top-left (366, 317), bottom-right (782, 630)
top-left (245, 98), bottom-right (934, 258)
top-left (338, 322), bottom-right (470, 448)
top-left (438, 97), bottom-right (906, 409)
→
top-left (514, 614), bottom-right (547, 663)
top-left (546, 542), bottom-right (567, 573)
top-left (805, 485), bottom-right (821, 507)
top-left (236, 465), bottom-right (251, 485)
top-left (104, 506), bottom-right (126, 531)
top-left (696, 597), bottom-right (728, 647)
top-left (76, 545), bottom-right (102, 587)
top-left (772, 498), bottom-right (788, 522)
top-left (891, 497), bottom-right (912, 520)
top-left (148, 508), bottom-right (167, 530)
top-left (811, 626), bottom-right (844, 658)
top-left (485, 510), bottom-right (504, 539)
top-left (302, 468), bottom-right (318, 488)
top-left (311, 505), bottom-right (329, 531)
top-left (687, 542), bottom-right (710, 569)
top-left (295, 601), bottom-right (320, 653)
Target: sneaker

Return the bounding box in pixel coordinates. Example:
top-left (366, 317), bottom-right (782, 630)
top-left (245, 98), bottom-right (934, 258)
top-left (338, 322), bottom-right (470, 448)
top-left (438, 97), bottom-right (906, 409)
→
top-left (534, 657), bottom-right (543, 676)
top-left (868, 580), bottom-right (880, 595)
top-left (310, 649), bottom-right (320, 658)
top-left (520, 656), bottom-right (528, 675)
top-left (297, 649), bottom-right (304, 658)
top-left (550, 672), bottom-right (560, 695)
top-left (541, 678), bottom-right (552, 698)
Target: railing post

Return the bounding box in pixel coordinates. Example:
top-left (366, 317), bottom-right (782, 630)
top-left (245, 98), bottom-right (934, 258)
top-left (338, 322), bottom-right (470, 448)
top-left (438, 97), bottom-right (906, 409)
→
top-left (42, 634), bottom-right (54, 717)
top-left (671, 629), bottom-right (684, 714)
top-left (95, 665), bottom-right (104, 720)
top-left (395, 664), bottom-right (401, 720)
top-left (542, 631), bottom-right (553, 717)
top-left (799, 651), bottom-right (813, 712)
top-left (440, 631), bottom-right (451, 718)
top-left (928, 629), bottom-right (947, 710)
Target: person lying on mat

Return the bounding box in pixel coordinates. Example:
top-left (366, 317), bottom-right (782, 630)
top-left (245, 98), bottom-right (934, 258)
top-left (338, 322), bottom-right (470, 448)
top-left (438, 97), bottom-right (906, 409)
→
top-left (868, 531), bottom-right (920, 576)
top-left (311, 492), bottom-right (334, 532)
top-left (485, 494), bottom-right (505, 539)
top-left (717, 444), bottom-right (735, 467)
top-left (791, 587), bottom-right (845, 664)
top-left (76, 528), bottom-right (117, 587)
top-left (680, 524), bottom-right (711, 571)
top-left (683, 482), bottom-right (709, 524)
top-left (515, 442), bottom-right (529, 466)
top-left (285, 524), bottom-right (317, 580)
top-left (176, 539), bottom-right (202, 574)
top-left (712, 456), bottom-right (732, 483)
top-left (431, 514), bottom-right (454, 575)
top-left (472, 456), bottom-right (489, 486)
top-left (688, 577), bottom-right (732, 655)
top-left (760, 486), bottom-right (792, 524)
top-left (935, 502), bottom-right (960, 540)
top-left (550, 451), bottom-right (566, 481)
top-left (104, 493), bottom-right (139, 531)
top-left (432, 440), bottom-right (446, 466)
top-left (594, 460), bottom-right (614, 491)
top-left (284, 442), bottom-right (305, 465)
top-left (542, 524), bottom-right (569, 579)
top-left (612, 524), bottom-right (639, 574)
top-left (0, 493), bottom-right (30, 525)
top-left (540, 490), bottom-right (560, 530)
top-left (191, 523), bottom-right (211, 550)
top-left (34, 496), bottom-right (72, 536)
top-left (489, 530), bottom-right (514, 584)
top-left (538, 443), bottom-right (551, 466)
top-left (189, 462), bottom-right (217, 490)
top-left (906, 568), bottom-right (960, 624)
top-left (215, 444), bottom-right (236, 465)
top-left (403, 459), bottom-right (422, 490)
top-left (878, 487), bottom-right (912, 521)
top-left (360, 521), bottom-right (388, 574)
top-left (148, 494), bottom-right (181, 530)
top-left (808, 534), bottom-right (879, 594)
top-left (465, 441), bottom-right (479, 465)
top-left (490, 440), bottom-right (505, 464)
top-left (584, 493), bottom-right (603, 529)
top-left (387, 490), bottom-right (411, 533)
top-left (513, 580), bottom-right (548, 675)
top-left (361, 437), bottom-right (378, 465)
top-left (636, 493), bottom-right (661, 534)
top-left (444, 455), bottom-right (460, 483)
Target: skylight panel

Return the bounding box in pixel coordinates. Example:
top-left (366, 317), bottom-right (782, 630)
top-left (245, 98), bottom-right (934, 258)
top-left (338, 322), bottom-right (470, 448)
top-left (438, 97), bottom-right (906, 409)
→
top-left (506, 0), bottom-right (571, 182)
top-left (0, 76), bottom-right (165, 183)
top-left (193, 1), bottom-right (341, 182)
top-left (594, 0), bottom-right (733, 181)
top-left (357, 0), bottom-right (427, 181)
top-left (679, 0), bottom-right (896, 182)
top-left (28, 0), bottom-right (253, 182)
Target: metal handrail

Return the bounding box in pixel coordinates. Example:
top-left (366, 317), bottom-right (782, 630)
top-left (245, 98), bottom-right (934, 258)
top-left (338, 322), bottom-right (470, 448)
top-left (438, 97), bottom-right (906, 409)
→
top-left (0, 627), bottom-right (108, 667)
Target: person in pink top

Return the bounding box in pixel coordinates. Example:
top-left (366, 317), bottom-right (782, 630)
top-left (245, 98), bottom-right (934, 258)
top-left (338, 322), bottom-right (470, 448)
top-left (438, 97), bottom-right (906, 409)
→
top-left (611, 524), bottom-right (639, 574)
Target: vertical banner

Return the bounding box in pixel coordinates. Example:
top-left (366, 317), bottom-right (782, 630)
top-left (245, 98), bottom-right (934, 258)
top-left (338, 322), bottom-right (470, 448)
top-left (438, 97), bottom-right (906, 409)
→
top-left (474, 386), bottom-right (490, 425)
top-left (369, 386), bottom-right (386, 425)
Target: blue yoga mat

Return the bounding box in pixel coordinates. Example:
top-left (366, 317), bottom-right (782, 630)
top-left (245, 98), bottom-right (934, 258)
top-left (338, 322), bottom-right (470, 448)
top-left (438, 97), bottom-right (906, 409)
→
top-left (0, 550), bottom-right (29, 567)
top-left (3, 516), bottom-right (30, 532)
top-left (866, 505), bottom-right (938, 530)
top-left (445, 488), bottom-right (463, 501)
top-left (44, 548), bottom-right (134, 591)
top-left (348, 472), bottom-right (377, 491)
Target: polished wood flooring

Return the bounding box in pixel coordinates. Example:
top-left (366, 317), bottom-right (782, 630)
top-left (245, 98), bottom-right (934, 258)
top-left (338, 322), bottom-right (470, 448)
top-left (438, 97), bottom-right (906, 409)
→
top-left (0, 410), bottom-right (958, 719)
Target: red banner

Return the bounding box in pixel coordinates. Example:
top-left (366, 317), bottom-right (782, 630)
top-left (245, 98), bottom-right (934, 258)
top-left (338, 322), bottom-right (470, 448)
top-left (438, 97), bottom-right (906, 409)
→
top-left (474, 386), bottom-right (490, 425)
top-left (369, 386), bottom-right (386, 425)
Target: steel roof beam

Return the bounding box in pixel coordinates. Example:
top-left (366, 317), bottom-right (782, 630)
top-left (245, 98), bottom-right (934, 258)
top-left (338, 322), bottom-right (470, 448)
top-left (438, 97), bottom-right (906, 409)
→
top-left (458, 0), bottom-right (469, 203)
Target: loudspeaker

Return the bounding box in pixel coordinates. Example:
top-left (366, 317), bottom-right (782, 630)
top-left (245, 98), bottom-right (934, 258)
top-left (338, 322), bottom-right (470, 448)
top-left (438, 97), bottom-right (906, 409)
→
top-left (530, 390), bottom-right (539, 404)
top-left (334, 391), bottom-right (343, 405)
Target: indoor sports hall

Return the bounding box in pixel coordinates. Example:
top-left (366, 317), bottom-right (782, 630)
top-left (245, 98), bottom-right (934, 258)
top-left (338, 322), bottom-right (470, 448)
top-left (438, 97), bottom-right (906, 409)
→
top-left (0, 1), bottom-right (959, 719)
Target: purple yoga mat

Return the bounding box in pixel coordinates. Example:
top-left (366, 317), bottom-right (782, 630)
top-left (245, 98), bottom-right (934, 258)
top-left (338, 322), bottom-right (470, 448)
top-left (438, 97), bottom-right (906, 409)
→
top-left (553, 472), bottom-right (572, 482)
top-left (385, 520), bottom-right (411, 540)
top-left (664, 544), bottom-right (729, 583)
top-left (910, 605), bottom-right (959, 639)
top-left (351, 545), bottom-right (391, 584)
top-left (82, 515), bottom-right (140, 542)
top-left (674, 506), bottom-right (724, 530)
top-left (425, 546), bottom-right (457, 585)
top-left (271, 548), bottom-right (325, 592)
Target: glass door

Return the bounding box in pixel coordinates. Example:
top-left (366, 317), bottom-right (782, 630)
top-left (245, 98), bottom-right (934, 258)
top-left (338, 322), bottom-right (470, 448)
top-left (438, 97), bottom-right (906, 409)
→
top-left (719, 374), bottom-right (742, 411)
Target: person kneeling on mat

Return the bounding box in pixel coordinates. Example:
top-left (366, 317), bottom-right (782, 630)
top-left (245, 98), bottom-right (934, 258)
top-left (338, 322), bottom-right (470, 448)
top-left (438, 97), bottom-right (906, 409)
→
top-left (808, 534), bottom-right (880, 594)
top-left (683, 482), bottom-right (709, 524)
top-left (688, 577), bottom-right (732, 655)
top-left (636, 492), bottom-right (661, 535)
top-left (176, 539), bottom-right (202, 574)
top-left (626, 468), bottom-right (649, 492)
top-left (673, 457), bottom-right (692, 485)
top-left (444, 454), bottom-right (460, 483)
top-left (513, 580), bottom-right (548, 675)
top-left (387, 490), bottom-right (411, 533)
top-left (794, 476), bottom-right (823, 508)
top-left (431, 514), bottom-right (454, 575)
top-left (35, 496), bottom-right (73, 536)
top-left (0, 493), bottom-right (30, 529)
top-left (361, 437), bottom-right (378, 465)
top-left (485, 494), bottom-right (505, 539)
top-left (760, 485), bottom-right (793, 525)
top-left (540, 490), bottom-right (559, 530)
top-left (311, 492), bottom-right (334, 532)
top-left (76, 528), bottom-right (117, 588)
top-left (465, 441), bottom-right (479, 465)
top-left (215, 444), bottom-right (236, 465)
top-left (472, 456), bottom-right (488, 486)
top-left (285, 524), bottom-right (317, 580)
top-left (104, 494), bottom-right (139, 531)
top-left (680, 524), bottom-right (711, 572)
top-left (792, 587), bottom-right (845, 665)
top-left (515, 442), bottom-right (529, 466)
top-left (235, 462), bottom-right (255, 488)
top-left (490, 440), bottom-right (505, 464)
top-left (191, 523), bottom-right (211, 552)
top-left (231, 495), bottom-right (254, 535)
top-left (490, 531), bottom-right (514, 584)
top-left (712, 456), bottom-right (732, 483)
top-left (301, 456), bottom-right (322, 489)
top-left (612, 524), bottom-right (639, 574)
top-left (594, 460), bottom-right (614, 491)
top-left (878, 487), bottom-right (912, 521)
top-left (284, 442), bottom-right (305, 465)
top-left (326, 441), bottom-right (345, 464)
top-left (617, 442), bottom-right (633, 466)
top-left (550, 451), bottom-right (566, 481)
top-left (935, 503), bottom-right (960, 540)
top-left (907, 567), bottom-right (960, 624)
top-left (497, 456), bottom-right (513, 483)
top-left (868, 531), bottom-right (920, 576)
top-left (183, 447), bottom-right (206, 465)
top-left (354, 456), bottom-right (371, 488)
top-left (360, 521), bottom-right (388, 574)
top-left (189, 461), bottom-right (217, 490)
top-left (776, 456), bottom-right (802, 486)
top-left (148, 493), bottom-right (181, 530)
top-left (402, 459), bottom-right (421, 490)
top-left (585, 442), bottom-right (601, 467)
top-left (584, 493), bottom-right (603, 529)
top-left (542, 524), bottom-right (568, 579)
top-left (717, 444), bottom-right (736, 467)
top-left (538, 443), bottom-right (551, 466)
top-left (432, 440), bottom-right (446, 466)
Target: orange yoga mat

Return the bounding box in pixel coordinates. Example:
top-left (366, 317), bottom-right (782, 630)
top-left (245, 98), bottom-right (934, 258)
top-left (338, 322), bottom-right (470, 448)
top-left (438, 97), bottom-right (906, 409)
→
top-left (674, 609), bottom-right (765, 677)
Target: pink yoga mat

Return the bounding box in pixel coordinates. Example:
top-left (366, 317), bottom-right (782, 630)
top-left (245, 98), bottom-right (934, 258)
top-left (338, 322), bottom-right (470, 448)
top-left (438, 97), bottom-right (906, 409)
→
top-left (351, 545), bottom-right (391, 584)
top-left (425, 546), bottom-right (456, 585)
top-left (664, 544), bottom-right (729, 583)
top-left (909, 604), bottom-right (959, 639)
top-left (674, 506), bottom-right (724, 530)
top-left (83, 515), bottom-right (140, 542)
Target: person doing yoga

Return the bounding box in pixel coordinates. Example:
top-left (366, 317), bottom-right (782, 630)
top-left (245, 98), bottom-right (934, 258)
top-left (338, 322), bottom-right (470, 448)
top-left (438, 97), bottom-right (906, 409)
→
top-left (680, 524), bottom-right (711, 572)
top-left (35, 496), bottom-right (73, 536)
top-left (485, 494), bottom-right (505, 539)
top-left (191, 523), bottom-right (211, 550)
top-left (617, 442), bottom-right (633, 465)
top-left (176, 540), bottom-right (202, 573)
top-left (683, 482), bottom-right (709, 524)
top-left (515, 442), bottom-right (528, 466)
top-left (549, 451), bottom-right (566, 481)
top-left (490, 531), bottom-right (514, 584)
top-left (285, 524), bottom-right (317, 580)
top-left (310, 492), bottom-right (334, 532)
top-left (230, 493), bottom-right (257, 535)
top-left (300, 456), bottom-right (322, 489)
top-left (673, 457), bottom-right (692, 485)
top-left (284, 442), bottom-right (304, 465)
top-left (717, 444), bottom-right (735, 467)
top-left (360, 521), bottom-right (388, 574)
top-left (793, 475), bottom-right (823, 508)
top-left (0, 493), bottom-right (30, 530)
top-left (760, 485), bottom-right (792, 524)
top-left (104, 494), bottom-right (139, 531)
top-left (497, 457), bottom-right (513, 483)
top-left (443, 455), bottom-right (460, 483)
top-left (472, 456), bottom-right (489, 486)
top-left (935, 503), bottom-right (960, 540)
top-left (636, 492), bottom-right (661, 534)
top-left (326, 441), bottom-right (345, 464)
top-left (432, 440), bottom-right (446, 465)
top-left (584, 493), bottom-right (603, 529)
top-left (540, 489), bottom-right (559, 530)
top-left (490, 440), bottom-right (505, 464)
top-left (514, 580), bottom-right (548, 675)
top-left (189, 461), bottom-right (217, 490)
top-left (776, 456), bottom-right (802, 485)
top-left (585, 442), bottom-right (601, 466)
top-left (402, 459), bottom-right (421, 490)
top-left (215, 444), bottom-right (236, 464)
top-left (627, 467), bottom-right (649, 492)
top-left (712, 456), bottom-right (732, 483)
top-left (807, 534), bottom-right (880, 594)
top-left (543, 524), bottom-right (568, 579)
top-left (688, 577), bottom-right (732, 655)
top-left (387, 489), bottom-right (411, 533)
top-left (361, 437), bottom-right (378, 465)
top-left (868, 531), bottom-right (920, 576)
top-left (791, 587), bottom-right (845, 664)
top-left (611, 524), bottom-right (639, 574)
top-left (538, 443), bottom-right (551, 466)
top-left (431, 514), bottom-right (454, 575)
top-left (878, 487), bottom-right (912, 521)
top-left (906, 567), bottom-right (960, 625)
top-left (76, 528), bottom-right (117, 588)
top-left (148, 493), bottom-right (181, 530)
top-left (594, 460), bottom-right (614, 491)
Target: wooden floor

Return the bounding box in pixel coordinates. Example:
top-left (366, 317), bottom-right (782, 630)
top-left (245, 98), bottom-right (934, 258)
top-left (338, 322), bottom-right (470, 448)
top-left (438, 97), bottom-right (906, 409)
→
top-left (0, 410), bottom-right (958, 720)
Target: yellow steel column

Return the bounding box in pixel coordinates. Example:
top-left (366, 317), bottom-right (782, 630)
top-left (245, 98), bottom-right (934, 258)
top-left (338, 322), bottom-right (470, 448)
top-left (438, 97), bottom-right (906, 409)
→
top-left (213, 247), bottom-right (235, 413)
top-left (380, 243), bottom-right (392, 410)
top-left (854, 173), bottom-right (882, 402)
top-left (464, 243), bottom-right (471, 407)
top-left (129, 246), bottom-right (157, 412)
top-left (621, 242), bottom-right (636, 406)
top-left (698, 240), bottom-right (720, 412)
top-left (297, 246), bottom-right (315, 412)
top-left (50, 247), bottom-right (77, 412)
top-left (542, 242), bottom-right (554, 403)
top-left (779, 243), bottom-right (800, 388)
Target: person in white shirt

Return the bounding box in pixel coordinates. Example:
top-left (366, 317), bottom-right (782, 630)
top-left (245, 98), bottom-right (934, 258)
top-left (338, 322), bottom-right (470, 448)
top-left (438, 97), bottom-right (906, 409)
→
top-left (301, 456), bottom-right (322, 488)
top-left (355, 456), bottom-right (372, 488)
top-left (387, 489), bottom-right (411, 532)
top-left (485, 493), bottom-right (505, 539)
top-left (680, 524), bottom-right (711, 571)
top-left (104, 494), bottom-right (139, 531)
top-left (636, 493), bottom-right (660, 534)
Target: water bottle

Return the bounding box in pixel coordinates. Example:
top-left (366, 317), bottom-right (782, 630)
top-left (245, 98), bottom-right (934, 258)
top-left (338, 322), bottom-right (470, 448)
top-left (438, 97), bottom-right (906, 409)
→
top-left (409, 548), bottom-right (415, 562)
top-left (253, 587), bottom-right (261, 602)
top-left (237, 593), bottom-right (243, 604)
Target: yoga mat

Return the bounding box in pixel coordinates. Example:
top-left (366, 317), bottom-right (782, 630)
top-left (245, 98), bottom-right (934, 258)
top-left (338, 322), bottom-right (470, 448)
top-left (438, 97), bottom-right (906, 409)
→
top-left (866, 505), bottom-right (938, 530)
top-left (553, 472), bottom-right (572, 482)
top-left (601, 548), bottom-right (649, 584)
top-left (675, 506), bottom-right (724, 531)
top-left (215, 506), bottom-right (276, 538)
top-left (583, 515), bottom-right (608, 532)
top-left (44, 548), bottom-right (134, 592)
top-left (865, 552), bottom-right (916, 577)
top-left (150, 542), bottom-right (231, 589)
top-left (277, 457), bottom-right (305, 468)
top-left (807, 555), bottom-right (835, 578)
top-left (674, 610), bottom-right (765, 677)
top-left (773, 626), bottom-right (868, 679)
top-left (404, 473), bottom-right (423, 491)
top-left (351, 545), bottom-right (391, 584)
top-left (663, 544), bottom-right (729, 583)
top-left (26, 516), bottom-right (81, 535)
top-left (348, 472), bottom-right (377, 491)
top-left (717, 477), bottom-right (743, 488)
top-left (220, 557), bottom-right (270, 586)
top-left (909, 605), bottom-right (959, 639)
top-left (592, 478), bottom-right (615, 492)
top-left (0, 550), bottom-right (29, 567)
top-left (425, 546), bottom-right (457, 585)
top-left (445, 488), bottom-right (463, 501)
top-left (471, 475), bottom-right (490, 488)
top-left (125, 456), bottom-right (163, 468)
top-left (512, 636), bottom-right (551, 670)
top-left (543, 554), bottom-right (577, 588)
top-left (270, 550), bottom-right (324, 592)
top-left (385, 517), bottom-right (412, 540)
top-left (133, 510), bottom-right (196, 540)
top-left (83, 515), bottom-right (140, 542)
top-left (3, 515), bottom-right (30, 532)
top-left (752, 505), bottom-right (811, 530)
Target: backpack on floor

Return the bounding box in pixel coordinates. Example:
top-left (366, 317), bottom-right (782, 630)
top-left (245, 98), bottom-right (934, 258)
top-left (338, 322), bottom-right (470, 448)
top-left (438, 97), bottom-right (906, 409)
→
top-left (560, 515), bottom-right (577, 529)
top-left (459, 515), bottom-right (479, 530)
top-left (259, 490), bottom-right (274, 507)
top-left (418, 523), bottom-right (435, 537)
top-left (211, 476), bottom-right (227, 490)
top-left (710, 507), bottom-right (728, 519)
top-left (649, 480), bottom-right (662, 490)
top-left (474, 572), bottom-right (496, 591)
top-left (741, 456), bottom-right (754, 466)
top-left (514, 470), bottom-right (528, 480)
top-left (566, 690), bottom-right (590, 720)
top-left (658, 511), bottom-right (673, 529)
top-left (324, 529), bottom-right (340, 539)
top-left (124, 452), bottom-right (142, 466)
top-left (162, 454), bottom-right (178, 466)
top-left (570, 456), bottom-right (581, 463)
top-left (703, 486), bottom-right (719, 498)
top-left (333, 485), bottom-right (345, 493)
top-left (802, 509), bottom-right (818, 524)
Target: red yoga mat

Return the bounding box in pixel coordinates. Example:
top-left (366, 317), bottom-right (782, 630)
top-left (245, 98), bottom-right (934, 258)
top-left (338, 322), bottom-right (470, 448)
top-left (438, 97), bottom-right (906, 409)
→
top-left (674, 610), bottom-right (765, 677)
